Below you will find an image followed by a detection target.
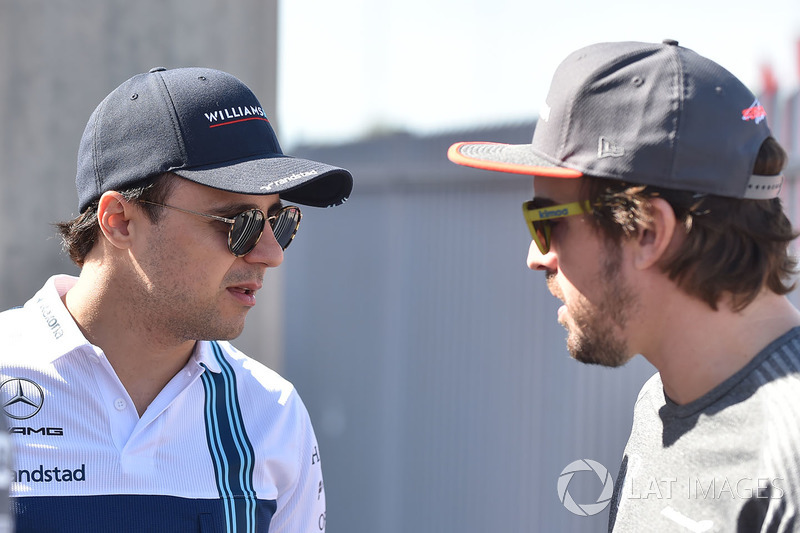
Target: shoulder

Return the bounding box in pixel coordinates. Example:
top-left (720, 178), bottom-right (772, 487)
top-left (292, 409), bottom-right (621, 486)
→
top-left (0, 304), bottom-right (31, 331)
top-left (208, 341), bottom-right (294, 392)
top-left (0, 300), bottom-right (49, 359)
top-left (201, 342), bottom-right (320, 479)
top-left (0, 275), bottom-right (71, 338)
top-left (0, 276), bottom-right (88, 367)
top-left (739, 329), bottom-right (800, 415)
top-left (728, 331), bottom-right (800, 484)
top-left (752, 327), bottom-right (800, 381)
top-left (196, 341), bottom-right (317, 457)
top-left (633, 372), bottom-right (664, 408)
top-left (200, 341), bottom-right (308, 419)
top-left (623, 372), bottom-right (665, 440)
top-left (749, 331), bottom-right (800, 438)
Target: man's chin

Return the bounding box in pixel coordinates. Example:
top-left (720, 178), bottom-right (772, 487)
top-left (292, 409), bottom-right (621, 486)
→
top-left (567, 334), bottom-right (630, 367)
top-left (570, 350), bottom-right (631, 368)
top-left (197, 323), bottom-right (246, 342)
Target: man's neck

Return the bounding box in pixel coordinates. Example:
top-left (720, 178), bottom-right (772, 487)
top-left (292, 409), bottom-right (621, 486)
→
top-left (638, 290), bottom-right (800, 405)
top-left (63, 267), bottom-right (196, 417)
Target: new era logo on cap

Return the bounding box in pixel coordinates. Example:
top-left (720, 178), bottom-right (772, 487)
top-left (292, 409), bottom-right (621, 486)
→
top-left (598, 137), bottom-right (624, 159)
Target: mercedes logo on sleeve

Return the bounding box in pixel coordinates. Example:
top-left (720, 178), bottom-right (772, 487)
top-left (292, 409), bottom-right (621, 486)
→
top-left (1, 378), bottom-right (45, 420)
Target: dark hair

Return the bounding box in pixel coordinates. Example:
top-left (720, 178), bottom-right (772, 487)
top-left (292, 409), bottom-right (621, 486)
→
top-left (582, 137), bottom-right (797, 311)
top-left (56, 174), bottom-right (177, 266)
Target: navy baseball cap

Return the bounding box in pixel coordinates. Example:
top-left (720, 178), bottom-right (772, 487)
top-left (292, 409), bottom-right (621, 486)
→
top-left (448, 40), bottom-right (783, 200)
top-left (76, 67), bottom-right (353, 212)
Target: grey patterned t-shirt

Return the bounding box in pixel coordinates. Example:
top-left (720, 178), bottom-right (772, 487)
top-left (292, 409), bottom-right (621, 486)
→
top-left (609, 327), bottom-right (800, 532)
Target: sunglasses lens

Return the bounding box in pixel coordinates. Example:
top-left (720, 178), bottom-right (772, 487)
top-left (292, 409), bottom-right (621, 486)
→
top-left (271, 206), bottom-right (301, 250)
top-left (523, 200), bottom-right (552, 255)
top-left (530, 220), bottom-right (551, 255)
top-left (229, 209), bottom-right (266, 256)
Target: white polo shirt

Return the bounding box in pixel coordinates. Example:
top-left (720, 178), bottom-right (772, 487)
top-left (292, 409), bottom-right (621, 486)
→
top-left (0, 275), bottom-right (325, 532)
top-left (0, 416), bottom-right (11, 533)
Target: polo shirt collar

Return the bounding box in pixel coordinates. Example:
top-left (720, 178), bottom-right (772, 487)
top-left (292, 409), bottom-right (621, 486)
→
top-left (27, 275), bottom-right (93, 362)
top-left (191, 340), bottom-right (223, 374)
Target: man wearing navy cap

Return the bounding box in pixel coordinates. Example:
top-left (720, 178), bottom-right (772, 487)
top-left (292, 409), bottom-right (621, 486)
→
top-left (449, 40), bottom-right (800, 530)
top-left (0, 67), bottom-right (351, 532)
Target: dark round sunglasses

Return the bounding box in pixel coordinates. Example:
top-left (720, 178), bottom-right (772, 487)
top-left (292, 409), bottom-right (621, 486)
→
top-left (139, 200), bottom-right (302, 256)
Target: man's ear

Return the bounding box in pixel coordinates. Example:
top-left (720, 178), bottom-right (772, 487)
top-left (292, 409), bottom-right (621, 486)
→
top-left (632, 197), bottom-right (677, 271)
top-left (97, 192), bottom-right (137, 250)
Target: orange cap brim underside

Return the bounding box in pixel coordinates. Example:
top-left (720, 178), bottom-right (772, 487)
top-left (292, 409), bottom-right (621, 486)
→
top-left (447, 142), bottom-right (583, 178)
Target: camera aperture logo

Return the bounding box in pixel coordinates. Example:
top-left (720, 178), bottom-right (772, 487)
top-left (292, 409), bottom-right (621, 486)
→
top-left (557, 459), bottom-right (614, 516)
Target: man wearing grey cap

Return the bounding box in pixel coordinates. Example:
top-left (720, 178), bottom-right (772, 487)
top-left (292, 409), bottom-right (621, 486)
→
top-left (0, 67), bottom-right (351, 531)
top-left (449, 40), bottom-right (800, 530)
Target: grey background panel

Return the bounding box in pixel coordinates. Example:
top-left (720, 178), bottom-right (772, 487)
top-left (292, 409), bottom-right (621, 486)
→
top-left (290, 129), bottom-right (659, 532)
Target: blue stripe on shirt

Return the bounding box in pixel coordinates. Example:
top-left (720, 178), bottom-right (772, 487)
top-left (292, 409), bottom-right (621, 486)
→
top-left (200, 341), bottom-right (258, 533)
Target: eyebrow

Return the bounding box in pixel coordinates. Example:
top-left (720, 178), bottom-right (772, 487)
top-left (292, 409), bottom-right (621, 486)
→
top-left (267, 199), bottom-right (284, 216)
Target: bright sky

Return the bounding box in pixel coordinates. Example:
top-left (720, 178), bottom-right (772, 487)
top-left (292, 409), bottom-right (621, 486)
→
top-left (277, 0), bottom-right (800, 149)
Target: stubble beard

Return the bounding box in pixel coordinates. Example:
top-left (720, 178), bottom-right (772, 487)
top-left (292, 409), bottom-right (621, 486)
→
top-left (161, 272), bottom-right (260, 343)
top-left (548, 245), bottom-right (635, 368)
top-left (129, 279), bottom-right (250, 345)
top-left (128, 241), bottom-right (252, 345)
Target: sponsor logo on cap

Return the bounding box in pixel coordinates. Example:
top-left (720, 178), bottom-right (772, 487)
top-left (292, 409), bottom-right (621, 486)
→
top-left (204, 105), bottom-right (269, 128)
top-left (741, 99), bottom-right (766, 124)
top-left (261, 170), bottom-right (318, 192)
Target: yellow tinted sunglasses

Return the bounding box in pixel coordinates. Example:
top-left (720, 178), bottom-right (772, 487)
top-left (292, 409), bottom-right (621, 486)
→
top-left (522, 200), bottom-right (588, 254)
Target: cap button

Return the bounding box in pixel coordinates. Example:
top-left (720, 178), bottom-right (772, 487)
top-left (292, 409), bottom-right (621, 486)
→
top-left (148, 67), bottom-right (167, 73)
top-left (662, 39), bottom-right (679, 46)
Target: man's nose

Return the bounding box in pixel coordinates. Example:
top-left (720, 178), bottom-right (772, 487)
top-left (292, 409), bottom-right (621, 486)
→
top-left (243, 228), bottom-right (284, 267)
top-left (526, 240), bottom-right (557, 272)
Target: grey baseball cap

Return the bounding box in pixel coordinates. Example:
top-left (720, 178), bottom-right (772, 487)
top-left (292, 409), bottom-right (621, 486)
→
top-left (448, 40), bottom-right (783, 200)
top-left (76, 67), bottom-right (353, 212)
